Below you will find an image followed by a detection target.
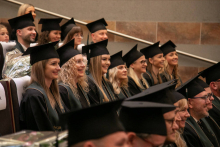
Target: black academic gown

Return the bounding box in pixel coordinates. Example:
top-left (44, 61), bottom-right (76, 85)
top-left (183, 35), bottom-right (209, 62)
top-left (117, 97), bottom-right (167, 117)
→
top-left (160, 71), bottom-right (182, 87)
top-left (143, 70), bottom-right (164, 86)
top-left (14, 40), bottom-right (25, 53)
top-left (102, 77), bottom-right (119, 101)
top-left (117, 87), bottom-right (131, 99)
top-left (128, 76), bottom-right (147, 96)
top-left (209, 95), bottom-right (220, 127)
top-left (20, 84), bottom-right (67, 131)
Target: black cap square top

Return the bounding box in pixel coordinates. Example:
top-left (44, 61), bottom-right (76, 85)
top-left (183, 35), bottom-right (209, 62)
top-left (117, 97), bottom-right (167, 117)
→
top-left (86, 18), bottom-right (108, 33)
top-left (160, 40), bottom-right (176, 56)
top-left (23, 41), bottom-right (59, 65)
top-left (57, 39), bottom-right (80, 67)
top-left (61, 18), bottom-right (76, 41)
top-left (8, 13), bottom-right (35, 30)
top-left (39, 18), bottom-right (62, 32)
top-left (140, 42), bottom-right (163, 59)
top-left (122, 44), bottom-right (144, 68)
top-left (109, 51), bottom-right (124, 69)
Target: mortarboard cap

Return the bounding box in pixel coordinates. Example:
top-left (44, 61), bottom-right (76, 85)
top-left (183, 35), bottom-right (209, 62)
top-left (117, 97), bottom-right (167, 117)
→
top-left (195, 78), bottom-right (209, 89)
top-left (160, 40), bottom-right (176, 56)
top-left (61, 18), bottom-right (76, 41)
top-left (57, 39), bottom-right (80, 67)
top-left (200, 62), bottom-right (220, 85)
top-left (86, 18), bottom-right (108, 33)
top-left (122, 44), bottom-right (144, 68)
top-left (172, 91), bottom-right (185, 102)
top-left (39, 18), bottom-right (62, 32)
top-left (59, 99), bottom-right (125, 147)
top-left (8, 13), bottom-right (35, 30)
top-left (140, 42), bottom-right (163, 59)
top-left (119, 101), bottom-right (176, 136)
top-left (23, 41), bottom-right (59, 65)
top-left (109, 51), bottom-right (124, 69)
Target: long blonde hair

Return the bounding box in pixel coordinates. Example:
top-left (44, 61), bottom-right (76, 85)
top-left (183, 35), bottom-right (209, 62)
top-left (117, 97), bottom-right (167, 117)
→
top-left (58, 57), bottom-right (89, 98)
top-left (17, 4), bottom-right (34, 16)
top-left (30, 59), bottom-right (63, 110)
top-left (147, 59), bottom-right (163, 85)
top-left (108, 66), bottom-right (128, 94)
top-left (128, 67), bottom-right (149, 89)
top-left (89, 56), bottom-right (109, 102)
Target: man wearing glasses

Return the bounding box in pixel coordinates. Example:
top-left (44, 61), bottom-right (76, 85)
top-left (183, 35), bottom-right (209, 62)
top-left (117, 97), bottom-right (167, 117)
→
top-left (177, 77), bottom-right (219, 147)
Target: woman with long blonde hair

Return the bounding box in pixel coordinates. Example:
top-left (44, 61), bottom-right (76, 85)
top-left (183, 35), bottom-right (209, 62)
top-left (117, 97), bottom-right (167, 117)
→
top-left (160, 40), bottom-right (182, 88)
top-left (141, 42), bottom-right (165, 86)
top-left (83, 39), bottom-right (118, 103)
top-left (122, 44), bottom-right (149, 96)
top-left (108, 51), bottom-right (131, 99)
top-left (20, 41), bottom-right (67, 131)
top-left (17, 3), bottom-right (36, 19)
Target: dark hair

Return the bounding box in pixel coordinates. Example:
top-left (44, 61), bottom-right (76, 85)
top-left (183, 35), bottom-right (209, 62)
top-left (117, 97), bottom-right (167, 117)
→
top-left (37, 31), bottom-right (51, 45)
top-left (62, 26), bottom-right (83, 45)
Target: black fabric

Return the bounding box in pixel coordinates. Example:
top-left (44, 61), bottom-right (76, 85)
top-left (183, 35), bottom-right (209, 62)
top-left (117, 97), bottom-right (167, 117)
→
top-left (122, 44), bottom-right (143, 67)
top-left (8, 13), bottom-right (35, 30)
top-left (57, 39), bottom-right (80, 66)
top-left (209, 95), bottom-right (220, 127)
top-left (59, 99), bottom-right (125, 147)
top-left (172, 91), bottom-right (185, 102)
top-left (204, 116), bottom-right (220, 143)
top-left (140, 42), bottom-right (162, 59)
top-left (109, 51), bottom-right (124, 69)
top-left (61, 18), bottom-right (76, 41)
top-left (23, 41), bottom-right (59, 65)
top-left (143, 72), bottom-right (154, 86)
top-left (39, 18), bottom-right (62, 32)
top-left (14, 40), bottom-right (25, 53)
top-left (160, 40), bottom-right (176, 56)
top-left (195, 78), bottom-right (209, 88)
top-left (127, 76), bottom-right (145, 96)
top-left (0, 43), bottom-right (4, 79)
top-left (86, 18), bottom-right (107, 33)
top-left (120, 101), bottom-right (175, 136)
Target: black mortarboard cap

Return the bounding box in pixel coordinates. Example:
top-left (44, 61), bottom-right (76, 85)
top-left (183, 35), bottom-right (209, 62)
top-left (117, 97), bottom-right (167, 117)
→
top-left (176, 75), bottom-right (205, 98)
top-left (23, 41), bottom-right (59, 65)
top-left (119, 101), bottom-right (176, 136)
top-left (39, 18), bottom-right (62, 32)
top-left (195, 78), bottom-right (209, 88)
top-left (59, 99), bottom-right (125, 147)
top-left (109, 51), bottom-right (124, 69)
top-left (61, 18), bottom-right (76, 41)
top-left (172, 91), bottom-right (185, 102)
top-left (122, 44), bottom-right (144, 68)
top-left (127, 80), bottom-right (177, 104)
top-left (140, 42), bottom-right (163, 59)
top-left (82, 39), bottom-right (109, 58)
top-left (160, 40), bottom-right (176, 56)
top-left (200, 62), bottom-right (220, 85)
top-left (57, 39), bottom-right (80, 67)
top-left (8, 13), bottom-right (35, 30)
top-left (86, 18), bottom-right (108, 33)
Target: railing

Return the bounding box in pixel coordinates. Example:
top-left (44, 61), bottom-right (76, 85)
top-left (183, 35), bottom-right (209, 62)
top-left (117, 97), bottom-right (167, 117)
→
top-left (4, 0), bottom-right (218, 64)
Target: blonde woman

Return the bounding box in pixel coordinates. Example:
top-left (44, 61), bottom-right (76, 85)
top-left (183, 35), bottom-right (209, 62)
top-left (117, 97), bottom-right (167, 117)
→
top-left (20, 41), bottom-right (67, 131)
top-left (83, 39), bottom-right (118, 102)
top-left (122, 44), bottom-right (149, 96)
top-left (0, 24), bottom-right (9, 42)
top-left (17, 4), bottom-right (36, 19)
top-left (140, 42), bottom-right (165, 86)
top-left (160, 40), bottom-right (182, 88)
top-left (108, 51), bottom-right (131, 99)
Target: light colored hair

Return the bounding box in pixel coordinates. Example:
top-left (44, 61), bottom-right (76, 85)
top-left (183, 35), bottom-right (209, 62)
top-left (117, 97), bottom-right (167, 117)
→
top-left (128, 67), bottom-right (149, 89)
top-left (17, 4), bottom-right (34, 16)
top-left (37, 31), bottom-right (51, 45)
top-left (147, 59), bottom-right (163, 85)
top-left (30, 59), bottom-right (63, 110)
top-left (58, 57), bottom-right (89, 98)
top-left (63, 25), bottom-right (83, 45)
top-left (108, 66), bottom-right (128, 94)
top-left (89, 56), bottom-right (109, 102)
top-left (0, 24), bottom-right (7, 30)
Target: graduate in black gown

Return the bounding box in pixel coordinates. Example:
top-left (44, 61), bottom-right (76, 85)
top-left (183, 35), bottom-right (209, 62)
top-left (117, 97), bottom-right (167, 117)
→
top-left (57, 39), bottom-right (90, 110)
top-left (20, 41), bottom-right (67, 131)
top-left (108, 51), bottom-right (131, 99)
top-left (82, 39), bottom-right (118, 103)
top-left (122, 44), bottom-right (150, 96)
top-left (140, 42), bottom-right (165, 86)
top-left (160, 40), bottom-right (182, 88)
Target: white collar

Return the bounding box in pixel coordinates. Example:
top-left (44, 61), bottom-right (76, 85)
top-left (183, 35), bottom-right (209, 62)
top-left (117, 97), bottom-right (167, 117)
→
top-left (20, 43), bottom-right (27, 51)
top-left (192, 117), bottom-right (198, 123)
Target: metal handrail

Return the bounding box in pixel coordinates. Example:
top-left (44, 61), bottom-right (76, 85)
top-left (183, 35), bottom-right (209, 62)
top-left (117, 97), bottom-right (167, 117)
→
top-left (5, 0), bottom-right (218, 64)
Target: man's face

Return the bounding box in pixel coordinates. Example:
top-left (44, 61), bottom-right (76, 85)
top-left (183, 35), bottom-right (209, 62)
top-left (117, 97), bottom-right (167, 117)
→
top-left (204, 87), bottom-right (214, 110)
top-left (101, 132), bottom-right (129, 147)
top-left (91, 29), bottom-right (108, 43)
top-left (18, 26), bottom-right (36, 43)
top-left (210, 79), bottom-right (220, 96)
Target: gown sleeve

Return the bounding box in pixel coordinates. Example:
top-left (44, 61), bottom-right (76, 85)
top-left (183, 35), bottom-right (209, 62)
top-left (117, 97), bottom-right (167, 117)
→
top-left (59, 85), bottom-right (71, 110)
top-left (87, 77), bottom-right (102, 105)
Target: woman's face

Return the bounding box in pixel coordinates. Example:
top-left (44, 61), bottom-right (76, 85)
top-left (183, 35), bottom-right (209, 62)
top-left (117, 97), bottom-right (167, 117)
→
top-left (150, 53), bottom-right (165, 68)
top-left (165, 51), bottom-right (178, 66)
top-left (72, 32), bottom-right (83, 47)
top-left (74, 54), bottom-right (85, 78)
top-left (130, 55), bottom-right (147, 74)
top-left (25, 6), bottom-right (36, 20)
top-left (177, 102), bottom-right (190, 128)
top-left (101, 54), bottom-right (111, 75)
top-left (0, 27), bottom-right (9, 42)
top-left (49, 30), bottom-right (61, 42)
top-left (116, 65), bottom-right (127, 80)
top-left (44, 58), bottom-right (61, 81)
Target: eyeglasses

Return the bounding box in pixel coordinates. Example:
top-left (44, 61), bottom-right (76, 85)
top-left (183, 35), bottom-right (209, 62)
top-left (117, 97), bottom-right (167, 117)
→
top-left (140, 60), bottom-right (147, 64)
top-left (75, 60), bottom-right (85, 65)
top-left (74, 34), bottom-right (83, 38)
top-left (193, 93), bottom-right (213, 100)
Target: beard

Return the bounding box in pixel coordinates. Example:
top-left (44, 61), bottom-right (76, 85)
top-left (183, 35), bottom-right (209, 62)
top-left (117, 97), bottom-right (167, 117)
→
top-left (22, 33), bottom-right (36, 43)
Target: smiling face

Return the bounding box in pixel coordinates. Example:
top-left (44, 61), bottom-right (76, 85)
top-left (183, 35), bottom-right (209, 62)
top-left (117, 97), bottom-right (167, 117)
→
top-left (101, 54), bottom-right (111, 75)
top-left (25, 6), bottom-right (36, 20)
top-left (165, 51), bottom-right (178, 66)
top-left (44, 58), bottom-right (61, 81)
top-left (74, 54), bottom-right (86, 78)
top-left (177, 99), bottom-right (190, 128)
top-left (91, 29), bottom-right (108, 43)
top-left (204, 87), bottom-right (214, 110)
top-left (0, 27), bottom-right (9, 42)
top-left (149, 53), bottom-right (165, 69)
top-left (72, 32), bottom-right (83, 47)
top-left (130, 55), bottom-right (147, 76)
top-left (17, 26), bottom-right (36, 43)
top-left (49, 30), bottom-right (61, 42)
top-left (116, 65), bottom-right (127, 81)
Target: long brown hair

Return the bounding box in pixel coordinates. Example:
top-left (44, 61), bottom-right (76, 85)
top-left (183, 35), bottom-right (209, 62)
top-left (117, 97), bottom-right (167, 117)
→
top-left (31, 59), bottom-right (63, 110)
top-left (62, 26), bottom-right (83, 45)
top-left (37, 31), bottom-right (51, 45)
top-left (147, 59), bottom-right (163, 85)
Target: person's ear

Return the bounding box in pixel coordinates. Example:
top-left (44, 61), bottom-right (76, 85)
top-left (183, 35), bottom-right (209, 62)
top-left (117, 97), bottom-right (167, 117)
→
top-left (188, 98), bottom-right (193, 109)
top-left (130, 63), bottom-right (134, 69)
top-left (16, 29), bottom-right (22, 36)
top-left (210, 82), bottom-right (217, 90)
top-left (127, 132), bottom-right (136, 145)
top-left (148, 57), bottom-right (153, 64)
top-left (83, 141), bottom-right (96, 147)
top-left (91, 33), bottom-right (95, 39)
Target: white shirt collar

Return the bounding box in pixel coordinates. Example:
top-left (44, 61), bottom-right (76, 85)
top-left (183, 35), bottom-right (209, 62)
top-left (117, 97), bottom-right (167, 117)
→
top-left (20, 43), bottom-right (27, 51)
top-left (193, 117), bottom-right (198, 123)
